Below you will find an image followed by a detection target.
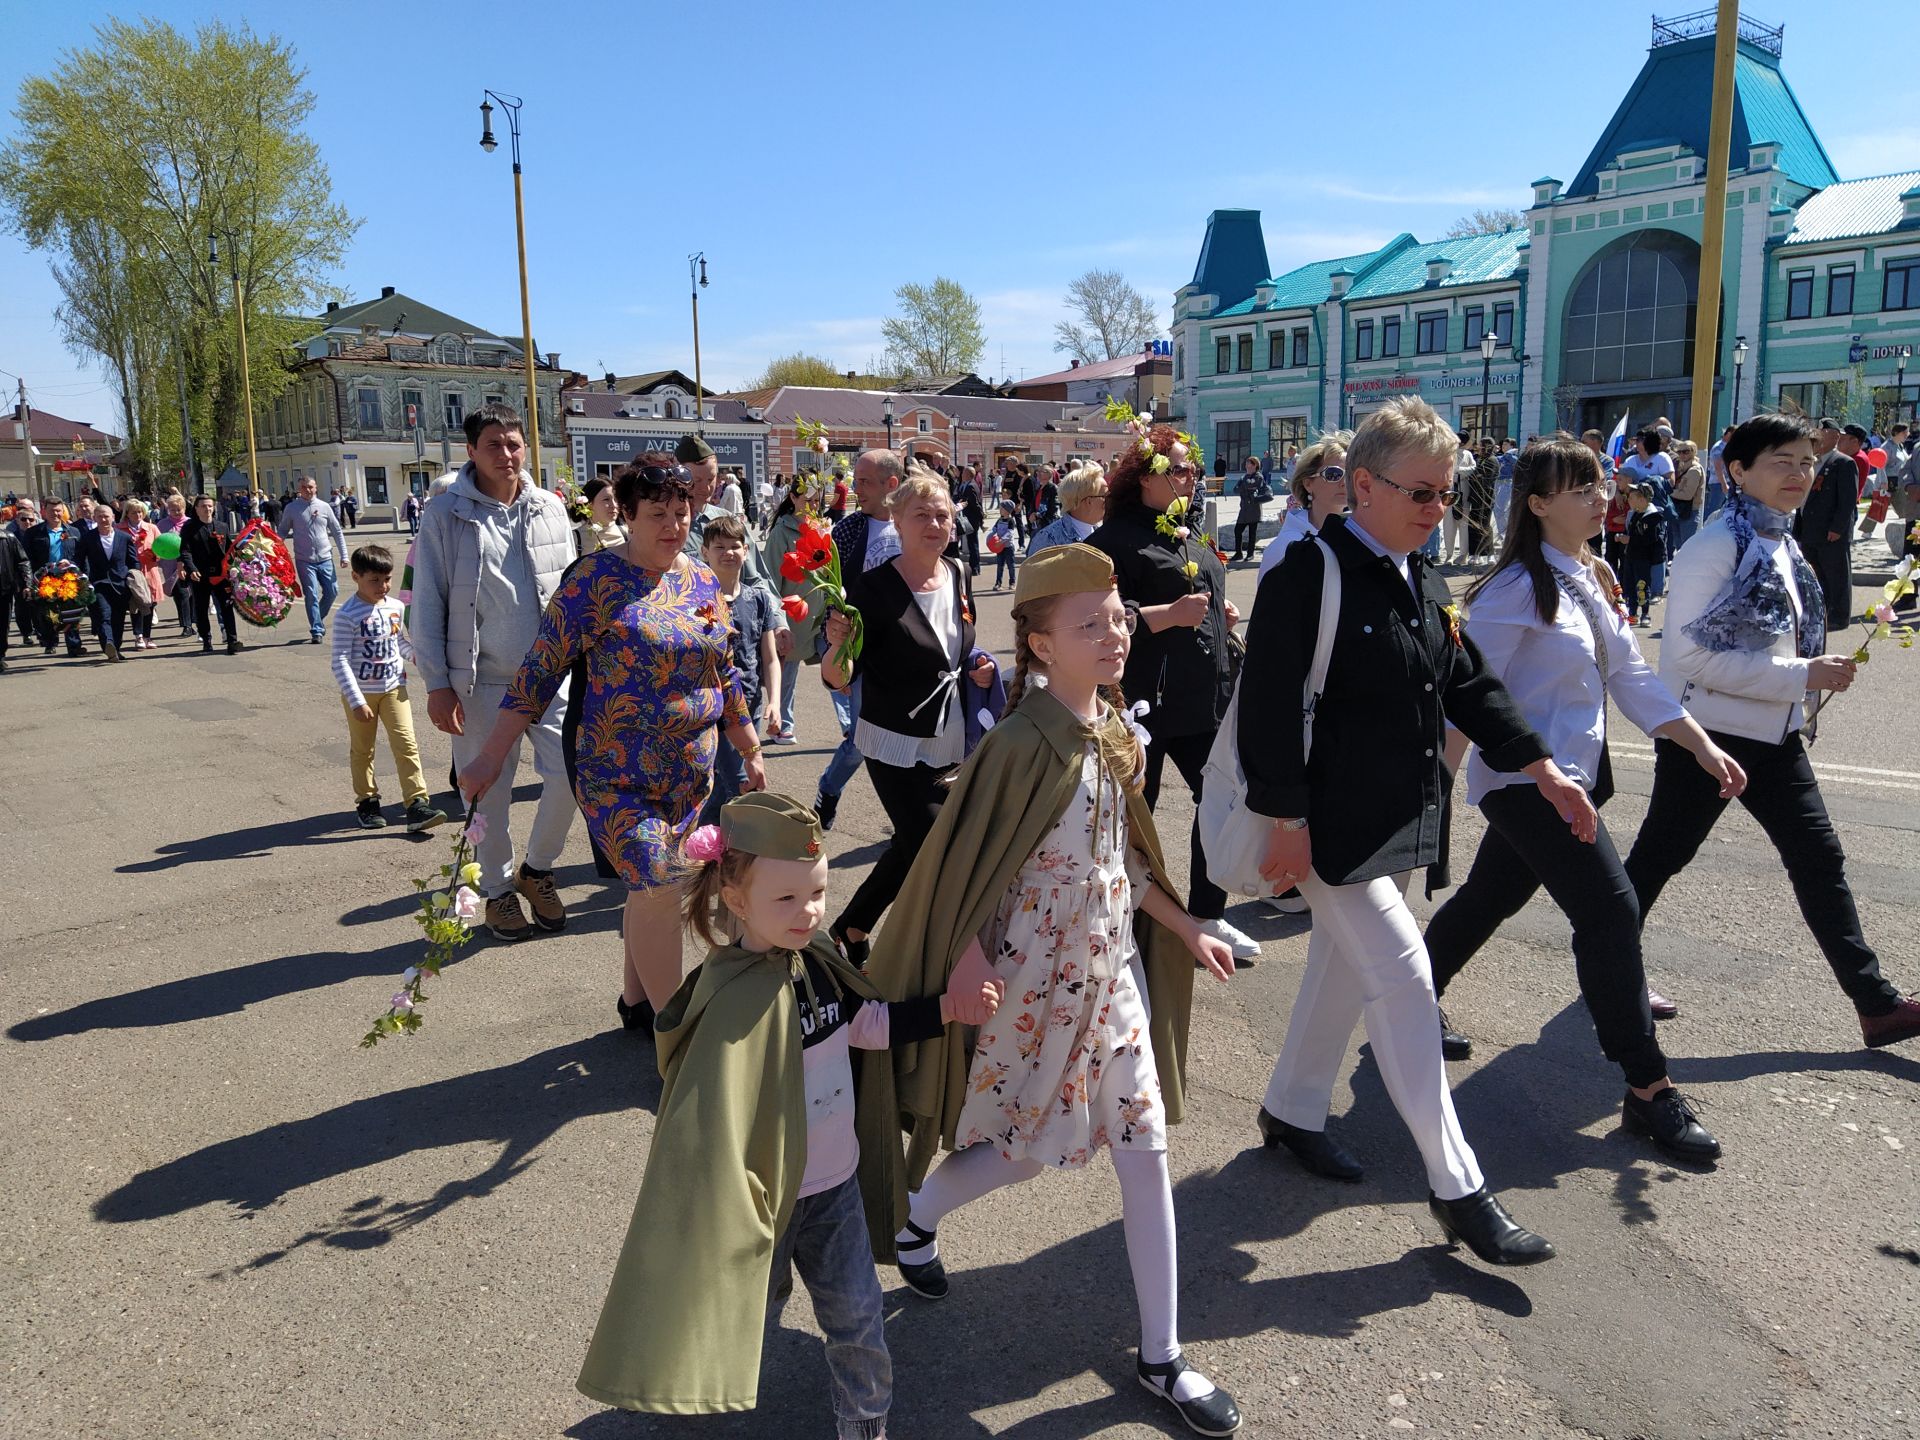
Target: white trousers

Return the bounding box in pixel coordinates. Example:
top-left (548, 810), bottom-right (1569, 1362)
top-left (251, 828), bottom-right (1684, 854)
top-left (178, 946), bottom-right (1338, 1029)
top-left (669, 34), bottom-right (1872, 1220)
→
top-left (451, 678), bottom-right (575, 898)
top-left (1441, 507), bottom-right (1466, 561)
top-left (1262, 871), bottom-right (1484, 1201)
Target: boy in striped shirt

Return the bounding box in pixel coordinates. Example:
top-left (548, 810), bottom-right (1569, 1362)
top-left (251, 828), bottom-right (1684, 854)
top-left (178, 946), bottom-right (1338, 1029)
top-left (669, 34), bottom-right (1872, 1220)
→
top-left (333, 544), bottom-right (446, 832)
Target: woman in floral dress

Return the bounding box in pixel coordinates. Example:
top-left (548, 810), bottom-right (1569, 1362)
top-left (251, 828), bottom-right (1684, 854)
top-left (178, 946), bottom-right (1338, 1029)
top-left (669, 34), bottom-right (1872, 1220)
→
top-left (458, 455), bottom-right (765, 1029)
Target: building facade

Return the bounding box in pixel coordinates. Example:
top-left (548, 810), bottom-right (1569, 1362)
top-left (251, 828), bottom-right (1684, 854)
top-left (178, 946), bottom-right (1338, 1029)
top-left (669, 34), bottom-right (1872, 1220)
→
top-left (1174, 13), bottom-right (1920, 460)
top-left (249, 287), bottom-right (573, 513)
top-left (3, 406), bottom-right (123, 499)
top-left (563, 385), bottom-right (769, 490)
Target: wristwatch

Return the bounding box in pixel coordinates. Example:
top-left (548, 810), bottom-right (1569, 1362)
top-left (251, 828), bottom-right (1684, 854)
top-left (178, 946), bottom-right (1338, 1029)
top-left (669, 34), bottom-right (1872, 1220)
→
top-left (1276, 817), bottom-right (1309, 832)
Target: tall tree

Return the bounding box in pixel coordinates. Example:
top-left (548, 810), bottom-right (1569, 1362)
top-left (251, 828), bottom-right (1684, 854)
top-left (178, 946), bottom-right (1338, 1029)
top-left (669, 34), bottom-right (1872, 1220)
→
top-left (0, 18), bottom-right (356, 483)
top-left (746, 352), bottom-right (875, 391)
top-left (1444, 207), bottom-right (1524, 238)
top-left (1053, 268), bottom-right (1161, 363)
top-left (882, 277), bottom-right (985, 380)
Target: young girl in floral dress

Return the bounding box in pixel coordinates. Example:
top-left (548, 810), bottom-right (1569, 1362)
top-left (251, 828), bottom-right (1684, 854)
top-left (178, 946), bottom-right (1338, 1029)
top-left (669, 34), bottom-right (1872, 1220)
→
top-left (872, 542), bottom-right (1243, 1437)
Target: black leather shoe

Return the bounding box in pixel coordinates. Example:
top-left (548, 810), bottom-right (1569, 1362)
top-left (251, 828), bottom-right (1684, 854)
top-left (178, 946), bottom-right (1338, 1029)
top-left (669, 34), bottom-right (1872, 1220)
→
top-left (813, 789), bottom-right (840, 833)
top-left (1427, 1188), bottom-right (1554, 1266)
top-left (895, 1219), bottom-right (948, 1300)
top-left (615, 994), bottom-right (654, 1032)
top-left (1257, 1107), bottom-right (1362, 1182)
top-left (1137, 1353), bottom-right (1241, 1436)
top-left (1622, 1087), bottom-right (1721, 1162)
top-left (1438, 1007), bottom-right (1472, 1061)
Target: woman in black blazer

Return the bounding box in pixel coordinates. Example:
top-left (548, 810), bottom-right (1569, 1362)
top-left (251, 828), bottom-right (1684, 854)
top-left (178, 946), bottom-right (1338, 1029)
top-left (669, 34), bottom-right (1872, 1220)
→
top-left (823, 473), bottom-right (995, 962)
top-left (1238, 398), bottom-right (1597, 1267)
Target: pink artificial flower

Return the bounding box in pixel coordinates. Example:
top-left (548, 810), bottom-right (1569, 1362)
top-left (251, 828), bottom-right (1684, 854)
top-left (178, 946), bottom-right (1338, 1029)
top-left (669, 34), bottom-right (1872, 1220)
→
top-left (1874, 601), bottom-right (1896, 624)
top-left (684, 824), bottom-right (726, 863)
top-left (392, 992), bottom-right (415, 1011)
top-left (463, 812), bottom-right (488, 845)
top-left (451, 886), bottom-right (482, 921)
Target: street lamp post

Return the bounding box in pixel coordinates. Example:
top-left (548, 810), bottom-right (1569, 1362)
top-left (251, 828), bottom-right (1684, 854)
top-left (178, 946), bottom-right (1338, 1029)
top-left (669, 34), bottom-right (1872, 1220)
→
top-left (1897, 349), bottom-right (1910, 429)
top-left (479, 92), bottom-right (544, 482)
top-left (1731, 336), bottom-right (1749, 425)
top-left (883, 394), bottom-right (895, 451)
top-left (1478, 329), bottom-right (1497, 445)
top-left (207, 230), bottom-right (261, 503)
top-left (688, 253), bottom-right (709, 434)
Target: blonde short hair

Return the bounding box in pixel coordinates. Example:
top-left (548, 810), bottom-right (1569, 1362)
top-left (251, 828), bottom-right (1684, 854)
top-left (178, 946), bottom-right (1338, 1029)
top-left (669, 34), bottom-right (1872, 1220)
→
top-left (1057, 466), bottom-right (1107, 512)
top-left (887, 467), bottom-right (954, 516)
top-left (1672, 439), bottom-right (1698, 461)
top-left (1345, 397), bottom-right (1459, 502)
top-left (1287, 431), bottom-right (1353, 496)
top-left (121, 498), bottom-right (149, 520)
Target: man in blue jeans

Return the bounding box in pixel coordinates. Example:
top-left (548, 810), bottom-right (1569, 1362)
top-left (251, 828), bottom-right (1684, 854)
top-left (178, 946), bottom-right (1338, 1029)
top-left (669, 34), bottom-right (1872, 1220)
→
top-left (280, 474), bottom-right (347, 644)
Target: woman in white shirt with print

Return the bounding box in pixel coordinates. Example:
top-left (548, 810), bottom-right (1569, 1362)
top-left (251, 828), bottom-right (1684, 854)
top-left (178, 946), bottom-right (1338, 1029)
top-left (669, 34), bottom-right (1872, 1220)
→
top-left (1423, 435), bottom-right (1745, 1163)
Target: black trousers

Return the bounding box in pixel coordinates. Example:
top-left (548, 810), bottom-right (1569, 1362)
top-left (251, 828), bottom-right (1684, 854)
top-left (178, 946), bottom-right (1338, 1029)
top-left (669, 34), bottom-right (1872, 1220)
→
top-left (1141, 728), bottom-right (1227, 922)
top-left (1231, 515), bottom-right (1260, 557)
top-left (89, 586), bottom-right (128, 652)
top-left (191, 580), bottom-right (237, 643)
top-left (1426, 782), bottom-right (1667, 1087)
top-left (837, 757), bottom-right (952, 936)
top-left (1625, 732), bottom-right (1899, 1015)
top-left (170, 582), bottom-right (194, 630)
top-left (0, 592), bottom-right (13, 661)
top-left (1805, 537), bottom-right (1853, 629)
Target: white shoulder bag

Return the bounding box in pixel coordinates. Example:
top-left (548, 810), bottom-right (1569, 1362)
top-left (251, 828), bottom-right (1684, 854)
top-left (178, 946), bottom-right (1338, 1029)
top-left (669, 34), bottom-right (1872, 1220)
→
top-left (1198, 536), bottom-right (1341, 897)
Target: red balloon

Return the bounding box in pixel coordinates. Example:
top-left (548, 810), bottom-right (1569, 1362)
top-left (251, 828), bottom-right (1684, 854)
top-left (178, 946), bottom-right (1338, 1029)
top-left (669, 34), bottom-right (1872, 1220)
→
top-left (1867, 447), bottom-right (1888, 468)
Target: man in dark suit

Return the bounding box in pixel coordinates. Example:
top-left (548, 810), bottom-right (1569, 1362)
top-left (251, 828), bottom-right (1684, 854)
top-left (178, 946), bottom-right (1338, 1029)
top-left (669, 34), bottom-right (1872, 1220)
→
top-left (75, 506), bottom-right (133, 661)
top-left (20, 497), bottom-right (85, 656)
top-left (1796, 418), bottom-right (1863, 629)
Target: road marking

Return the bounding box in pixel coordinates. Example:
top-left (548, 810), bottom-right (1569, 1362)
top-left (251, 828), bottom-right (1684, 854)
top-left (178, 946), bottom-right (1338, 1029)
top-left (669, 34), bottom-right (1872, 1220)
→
top-left (1609, 741), bottom-right (1920, 792)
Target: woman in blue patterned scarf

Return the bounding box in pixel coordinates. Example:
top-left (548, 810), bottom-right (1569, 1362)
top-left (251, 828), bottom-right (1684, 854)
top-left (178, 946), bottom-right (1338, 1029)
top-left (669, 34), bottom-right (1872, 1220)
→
top-left (1622, 412), bottom-right (1920, 1050)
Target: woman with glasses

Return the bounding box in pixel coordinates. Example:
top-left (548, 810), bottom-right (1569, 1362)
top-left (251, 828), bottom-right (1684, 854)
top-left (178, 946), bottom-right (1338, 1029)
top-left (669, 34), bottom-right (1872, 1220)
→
top-left (1623, 413), bottom-right (1920, 1050)
top-left (1422, 436), bottom-right (1743, 1162)
top-left (1239, 397), bottom-right (1595, 1266)
top-left (1090, 423), bottom-right (1262, 963)
top-left (458, 455), bottom-right (767, 1029)
top-left (1027, 464), bottom-right (1108, 555)
top-left (1257, 431), bottom-right (1352, 582)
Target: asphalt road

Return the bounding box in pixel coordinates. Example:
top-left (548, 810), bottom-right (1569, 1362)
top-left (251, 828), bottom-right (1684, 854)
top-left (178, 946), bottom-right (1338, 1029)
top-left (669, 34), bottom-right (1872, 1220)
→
top-left (3, 527), bottom-right (1916, 1440)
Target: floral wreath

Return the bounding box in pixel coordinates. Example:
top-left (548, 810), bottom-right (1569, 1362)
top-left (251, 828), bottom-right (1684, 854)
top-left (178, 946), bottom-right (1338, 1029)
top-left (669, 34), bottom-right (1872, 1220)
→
top-left (1102, 398), bottom-right (1221, 581)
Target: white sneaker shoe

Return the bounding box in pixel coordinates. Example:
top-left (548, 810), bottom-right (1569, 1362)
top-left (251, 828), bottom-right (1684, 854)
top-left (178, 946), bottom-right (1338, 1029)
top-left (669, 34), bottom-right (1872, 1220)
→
top-left (1262, 891), bottom-right (1309, 916)
top-left (1201, 917), bottom-right (1263, 962)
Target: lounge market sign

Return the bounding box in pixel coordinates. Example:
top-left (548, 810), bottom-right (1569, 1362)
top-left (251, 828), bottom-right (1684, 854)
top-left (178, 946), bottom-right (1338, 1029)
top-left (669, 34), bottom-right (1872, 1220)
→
top-left (1344, 370), bottom-right (1522, 396)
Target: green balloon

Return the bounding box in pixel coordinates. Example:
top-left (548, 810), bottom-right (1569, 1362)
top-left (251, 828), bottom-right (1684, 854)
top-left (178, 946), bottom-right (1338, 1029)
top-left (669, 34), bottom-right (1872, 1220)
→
top-left (151, 531), bottom-right (181, 560)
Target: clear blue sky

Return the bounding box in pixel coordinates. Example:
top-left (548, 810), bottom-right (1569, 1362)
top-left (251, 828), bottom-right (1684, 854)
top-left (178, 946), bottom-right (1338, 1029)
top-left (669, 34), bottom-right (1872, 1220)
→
top-left (3, 0), bottom-right (1914, 430)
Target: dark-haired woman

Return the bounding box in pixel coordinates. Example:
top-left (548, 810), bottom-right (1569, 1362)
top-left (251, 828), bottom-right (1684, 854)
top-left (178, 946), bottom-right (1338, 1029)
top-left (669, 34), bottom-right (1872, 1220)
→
top-left (1624, 413), bottom-right (1920, 1049)
top-left (572, 476), bottom-right (626, 555)
top-left (459, 455), bottom-right (766, 1025)
top-left (1423, 436), bottom-right (1745, 1161)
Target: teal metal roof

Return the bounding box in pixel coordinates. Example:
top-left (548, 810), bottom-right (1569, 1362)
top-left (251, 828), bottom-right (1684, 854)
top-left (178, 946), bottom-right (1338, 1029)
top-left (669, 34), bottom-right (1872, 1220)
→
top-left (1567, 33), bottom-right (1836, 196)
top-left (1345, 228), bottom-right (1528, 300)
top-left (1188, 210), bottom-right (1271, 312)
top-left (1784, 170), bottom-right (1920, 245)
top-left (1210, 246), bottom-right (1392, 316)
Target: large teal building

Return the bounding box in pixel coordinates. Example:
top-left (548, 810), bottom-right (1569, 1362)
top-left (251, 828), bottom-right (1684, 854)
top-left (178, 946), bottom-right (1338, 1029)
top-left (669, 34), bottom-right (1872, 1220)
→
top-left (1172, 12), bottom-right (1920, 470)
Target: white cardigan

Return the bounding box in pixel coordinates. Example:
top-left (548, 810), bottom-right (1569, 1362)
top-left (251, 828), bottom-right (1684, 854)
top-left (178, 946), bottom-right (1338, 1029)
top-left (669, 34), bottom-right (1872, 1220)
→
top-left (1658, 513), bottom-right (1815, 744)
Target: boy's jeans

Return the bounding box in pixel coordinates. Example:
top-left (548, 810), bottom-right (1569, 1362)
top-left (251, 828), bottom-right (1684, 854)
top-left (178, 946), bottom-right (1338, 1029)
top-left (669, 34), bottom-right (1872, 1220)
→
top-left (767, 1174), bottom-right (890, 1440)
top-left (818, 682), bottom-right (864, 801)
top-left (1624, 558), bottom-right (1666, 617)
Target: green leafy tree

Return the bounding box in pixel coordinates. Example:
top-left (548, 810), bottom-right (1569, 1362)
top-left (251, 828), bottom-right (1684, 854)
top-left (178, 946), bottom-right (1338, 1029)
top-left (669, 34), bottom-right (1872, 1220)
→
top-left (0, 18), bottom-right (356, 484)
top-left (747, 352), bottom-right (876, 390)
top-left (882, 277), bottom-right (985, 380)
top-left (1054, 268), bottom-right (1161, 363)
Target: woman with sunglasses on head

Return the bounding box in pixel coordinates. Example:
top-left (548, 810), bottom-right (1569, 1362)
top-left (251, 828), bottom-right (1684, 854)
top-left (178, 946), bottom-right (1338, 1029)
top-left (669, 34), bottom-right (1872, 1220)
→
top-left (1239, 397), bottom-right (1597, 1265)
top-left (1090, 423), bottom-right (1262, 964)
top-left (1421, 436), bottom-right (1743, 1162)
top-left (1622, 413), bottom-right (1920, 1050)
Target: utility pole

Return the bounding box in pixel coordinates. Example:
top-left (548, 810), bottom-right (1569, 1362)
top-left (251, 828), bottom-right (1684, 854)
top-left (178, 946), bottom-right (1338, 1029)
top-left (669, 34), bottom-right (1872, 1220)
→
top-left (15, 379), bottom-right (33, 494)
top-left (173, 350), bottom-right (199, 495)
top-left (1689, 0), bottom-right (1739, 448)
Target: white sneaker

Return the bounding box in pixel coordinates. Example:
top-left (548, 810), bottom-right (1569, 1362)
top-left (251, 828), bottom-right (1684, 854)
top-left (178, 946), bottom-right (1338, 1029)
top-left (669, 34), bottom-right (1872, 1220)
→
top-left (1201, 917), bottom-right (1263, 962)
top-left (1262, 891), bottom-right (1309, 916)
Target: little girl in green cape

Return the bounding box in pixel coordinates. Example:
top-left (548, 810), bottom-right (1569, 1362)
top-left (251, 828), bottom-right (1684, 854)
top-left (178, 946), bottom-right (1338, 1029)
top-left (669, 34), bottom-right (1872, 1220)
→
top-left (574, 791), bottom-right (1000, 1438)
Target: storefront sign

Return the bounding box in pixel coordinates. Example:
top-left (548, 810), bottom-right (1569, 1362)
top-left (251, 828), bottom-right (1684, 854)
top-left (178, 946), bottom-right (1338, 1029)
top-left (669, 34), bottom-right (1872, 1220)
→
top-left (1849, 342), bottom-right (1914, 363)
top-left (574, 428), bottom-right (766, 484)
top-left (1344, 370), bottom-right (1521, 395)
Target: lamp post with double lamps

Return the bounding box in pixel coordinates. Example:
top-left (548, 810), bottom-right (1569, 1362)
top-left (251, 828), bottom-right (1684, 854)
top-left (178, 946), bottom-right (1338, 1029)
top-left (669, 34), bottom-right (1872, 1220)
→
top-left (883, 394), bottom-right (895, 451)
top-left (688, 252), bottom-right (709, 433)
top-left (1477, 328), bottom-right (1497, 445)
top-left (478, 91), bottom-right (544, 480)
top-left (206, 229), bottom-right (261, 502)
top-left (1731, 336), bottom-right (1749, 424)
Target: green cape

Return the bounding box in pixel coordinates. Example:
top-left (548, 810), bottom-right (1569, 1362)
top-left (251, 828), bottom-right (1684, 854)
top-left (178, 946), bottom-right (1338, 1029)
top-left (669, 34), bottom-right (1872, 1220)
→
top-left (860, 687), bottom-right (1196, 1188)
top-left (576, 934), bottom-right (905, 1414)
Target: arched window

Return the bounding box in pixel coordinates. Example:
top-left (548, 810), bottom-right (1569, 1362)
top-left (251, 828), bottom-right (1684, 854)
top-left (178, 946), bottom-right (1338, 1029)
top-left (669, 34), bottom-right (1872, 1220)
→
top-left (1561, 233), bottom-right (1697, 386)
top-left (435, 336), bottom-right (464, 366)
top-left (663, 399), bottom-right (680, 419)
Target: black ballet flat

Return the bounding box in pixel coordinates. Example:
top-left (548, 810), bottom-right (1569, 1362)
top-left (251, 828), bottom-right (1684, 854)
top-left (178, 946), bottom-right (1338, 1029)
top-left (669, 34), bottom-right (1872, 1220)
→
top-left (895, 1219), bottom-right (947, 1300)
top-left (1427, 1187), bottom-right (1555, 1266)
top-left (615, 993), bottom-right (654, 1033)
top-left (1257, 1106), bottom-right (1363, 1182)
top-left (1137, 1353), bottom-right (1241, 1436)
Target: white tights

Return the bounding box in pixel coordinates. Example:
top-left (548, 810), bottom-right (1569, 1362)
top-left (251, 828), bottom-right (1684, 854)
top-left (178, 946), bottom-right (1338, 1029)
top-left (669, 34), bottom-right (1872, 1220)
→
top-left (898, 1144), bottom-right (1210, 1401)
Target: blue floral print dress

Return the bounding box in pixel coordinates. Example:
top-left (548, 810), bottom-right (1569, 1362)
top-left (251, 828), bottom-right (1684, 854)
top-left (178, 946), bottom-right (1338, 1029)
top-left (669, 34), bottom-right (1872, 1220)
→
top-left (503, 551), bottom-right (748, 889)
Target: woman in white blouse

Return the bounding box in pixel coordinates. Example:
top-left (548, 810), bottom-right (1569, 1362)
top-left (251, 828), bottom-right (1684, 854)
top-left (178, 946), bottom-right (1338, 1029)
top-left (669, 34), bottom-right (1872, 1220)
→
top-left (1423, 435), bottom-right (1745, 1163)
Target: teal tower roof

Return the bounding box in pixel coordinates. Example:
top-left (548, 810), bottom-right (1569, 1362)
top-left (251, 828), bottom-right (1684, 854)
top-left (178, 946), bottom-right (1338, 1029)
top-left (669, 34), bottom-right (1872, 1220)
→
top-left (1188, 209), bottom-right (1271, 312)
top-left (1566, 25), bottom-right (1836, 196)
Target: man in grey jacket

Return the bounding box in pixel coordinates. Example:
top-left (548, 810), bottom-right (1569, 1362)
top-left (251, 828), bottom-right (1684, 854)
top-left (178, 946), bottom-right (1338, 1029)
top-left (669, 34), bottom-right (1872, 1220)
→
top-left (280, 474), bottom-right (349, 643)
top-left (410, 402), bottom-right (576, 942)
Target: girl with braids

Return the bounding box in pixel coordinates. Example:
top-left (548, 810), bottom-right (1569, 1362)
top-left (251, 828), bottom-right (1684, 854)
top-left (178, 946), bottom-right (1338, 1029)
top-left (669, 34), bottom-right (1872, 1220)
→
top-left (867, 543), bottom-right (1243, 1437)
top-left (1421, 435), bottom-right (1744, 1162)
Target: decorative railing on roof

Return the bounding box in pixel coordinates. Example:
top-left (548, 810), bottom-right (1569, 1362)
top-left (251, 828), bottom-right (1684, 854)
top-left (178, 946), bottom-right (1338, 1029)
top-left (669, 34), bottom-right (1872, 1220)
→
top-left (1651, 8), bottom-right (1783, 57)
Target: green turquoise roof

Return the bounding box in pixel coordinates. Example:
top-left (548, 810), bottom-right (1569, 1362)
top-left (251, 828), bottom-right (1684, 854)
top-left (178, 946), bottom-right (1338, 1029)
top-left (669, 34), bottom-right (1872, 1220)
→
top-left (1344, 228), bottom-right (1528, 300)
top-left (1784, 169), bottom-right (1920, 245)
top-left (1567, 33), bottom-right (1836, 195)
top-left (1211, 245), bottom-right (1393, 316)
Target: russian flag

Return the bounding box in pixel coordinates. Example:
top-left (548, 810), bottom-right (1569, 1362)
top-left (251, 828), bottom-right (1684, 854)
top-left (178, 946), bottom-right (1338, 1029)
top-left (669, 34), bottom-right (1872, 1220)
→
top-left (1606, 411), bottom-right (1630, 463)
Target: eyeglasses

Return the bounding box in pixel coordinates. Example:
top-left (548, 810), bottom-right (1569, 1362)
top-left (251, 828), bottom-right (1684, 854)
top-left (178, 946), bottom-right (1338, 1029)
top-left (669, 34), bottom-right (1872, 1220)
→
top-left (1373, 473), bottom-right (1457, 506)
top-left (1045, 609), bottom-right (1138, 642)
top-left (1167, 464), bottom-right (1196, 478)
top-left (1553, 483), bottom-right (1609, 503)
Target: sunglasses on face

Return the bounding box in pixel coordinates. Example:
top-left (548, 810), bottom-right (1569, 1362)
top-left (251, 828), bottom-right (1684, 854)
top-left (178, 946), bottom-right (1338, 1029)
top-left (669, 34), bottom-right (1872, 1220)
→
top-left (1374, 473), bottom-right (1457, 507)
top-left (1167, 464), bottom-right (1196, 478)
top-left (1307, 464), bottom-right (1345, 483)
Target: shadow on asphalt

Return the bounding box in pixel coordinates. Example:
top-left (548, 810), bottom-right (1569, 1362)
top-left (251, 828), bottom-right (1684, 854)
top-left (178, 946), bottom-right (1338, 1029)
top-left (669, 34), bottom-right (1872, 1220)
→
top-left (8, 866), bottom-right (623, 1041)
top-left (92, 1028), bottom-right (660, 1259)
